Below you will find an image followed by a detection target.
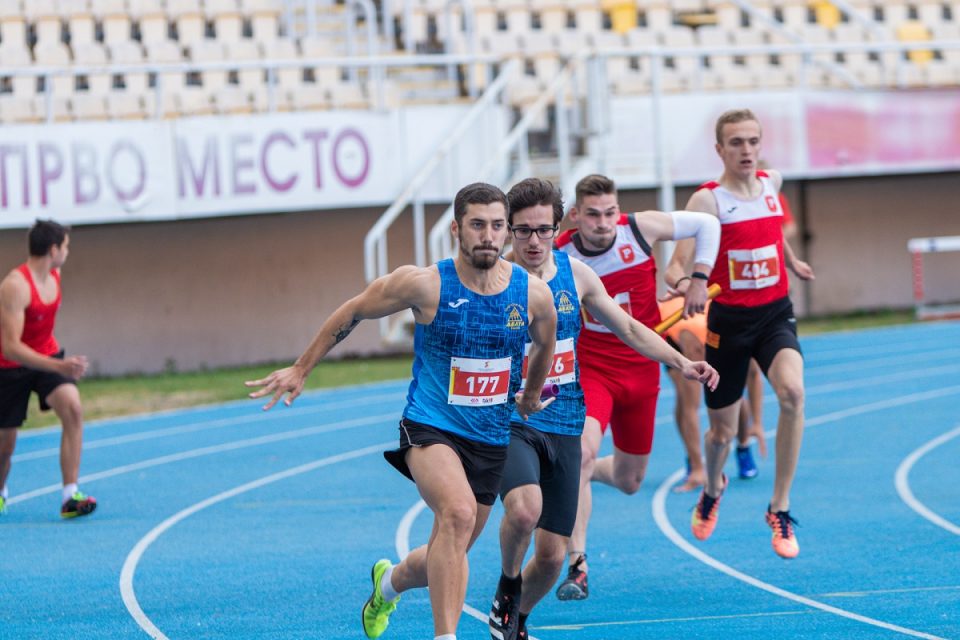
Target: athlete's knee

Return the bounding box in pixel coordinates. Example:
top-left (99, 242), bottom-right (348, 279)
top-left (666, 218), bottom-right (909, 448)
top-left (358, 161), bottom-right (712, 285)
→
top-left (706, 425), bottom-right (735, 447)
top-left (775, 379), bottom-right (805, 414)
top-left (54, 396), bottom-right (84, 429)
top-left (437, 500), bottom-right (478, 539)
top-left (615, 469), bottom-right (645, 495)
top-left (506, 502), bottom-right (540, 536)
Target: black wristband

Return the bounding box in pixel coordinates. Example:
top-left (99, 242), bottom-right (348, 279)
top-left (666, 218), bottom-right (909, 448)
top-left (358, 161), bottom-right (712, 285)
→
top-left (673, 276), bottom-right (691, 288)
top-left (691, 271), bottom-right (709, 281)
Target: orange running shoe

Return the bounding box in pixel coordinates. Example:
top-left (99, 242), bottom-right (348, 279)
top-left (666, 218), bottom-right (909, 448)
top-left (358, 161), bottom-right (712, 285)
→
top-left (691, 474), bottom-right (727, 541)
top-left (765, 508), bottom-right (800, 559)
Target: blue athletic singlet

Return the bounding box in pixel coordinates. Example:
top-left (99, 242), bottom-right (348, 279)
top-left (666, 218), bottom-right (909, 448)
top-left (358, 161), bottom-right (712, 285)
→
top-left (511, 251), bottom-right (585, 436)
top-left (403, 258), bottom-right (530, 446)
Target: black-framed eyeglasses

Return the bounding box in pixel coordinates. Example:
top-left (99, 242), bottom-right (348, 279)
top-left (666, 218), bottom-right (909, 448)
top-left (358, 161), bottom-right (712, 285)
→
top-left (510, 226), bottom-right (558, 240)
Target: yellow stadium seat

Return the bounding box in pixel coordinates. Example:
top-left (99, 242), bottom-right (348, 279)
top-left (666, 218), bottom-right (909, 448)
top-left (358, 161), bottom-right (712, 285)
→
top-left (897, 20), bottom-right (934, 65)
top-left (601, 0), bottom-right (637, 34)
top-left (810, 1), bottom-right (841, 29)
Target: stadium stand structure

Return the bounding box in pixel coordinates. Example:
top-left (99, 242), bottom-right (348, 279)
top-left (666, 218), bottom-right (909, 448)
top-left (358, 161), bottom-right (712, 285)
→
top-left (0, 0), bottom-right (958, 123)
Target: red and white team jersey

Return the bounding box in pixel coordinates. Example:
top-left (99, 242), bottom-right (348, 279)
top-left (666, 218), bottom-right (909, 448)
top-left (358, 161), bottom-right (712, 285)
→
top-left (556, 214), bottom-right (661, 371)
top-left (700, 171), bottom-right (789, 307)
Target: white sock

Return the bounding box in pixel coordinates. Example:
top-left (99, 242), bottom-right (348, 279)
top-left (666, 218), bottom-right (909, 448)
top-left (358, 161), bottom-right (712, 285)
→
top-left (380, 565), bottom-right (400, 601)
top-left (1, 485), bottom-right (8, 499)
top-left (62, 483), bottom-right (79, 503)
top-left (434, 635), bottom-right (456, 640)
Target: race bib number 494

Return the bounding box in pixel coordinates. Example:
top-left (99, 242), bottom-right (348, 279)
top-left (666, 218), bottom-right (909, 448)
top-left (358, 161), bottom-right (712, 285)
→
top-left (448, 356), bottom-right (512, 406)
top-left (728, 245), bottom-right (780, 290)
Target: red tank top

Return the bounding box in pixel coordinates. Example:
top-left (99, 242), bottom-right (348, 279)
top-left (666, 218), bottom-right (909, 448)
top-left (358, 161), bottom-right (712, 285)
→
top-left (0, 264), bottom-right (62, 368)
top-left (699, 171), bottom-right (789, 307)
top-left (556, 214), bottom-right (661, 370)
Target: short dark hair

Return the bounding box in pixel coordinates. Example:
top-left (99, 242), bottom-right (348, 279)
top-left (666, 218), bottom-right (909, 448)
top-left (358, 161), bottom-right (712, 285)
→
top-left (715, 108), bottom-right (761, 145)
top-left (453, 182), bottom-right (508, 225)
top-left (28, 219), bottom-right (70, 257)
top-left (506, 178), bottom-right (565, 226)
top-left (575, 174), bottom-right (615, 205)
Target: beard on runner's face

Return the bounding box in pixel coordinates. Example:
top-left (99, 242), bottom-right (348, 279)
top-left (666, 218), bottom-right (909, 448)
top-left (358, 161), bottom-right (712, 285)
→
top-left (461, 239), bottom-right (500, 270)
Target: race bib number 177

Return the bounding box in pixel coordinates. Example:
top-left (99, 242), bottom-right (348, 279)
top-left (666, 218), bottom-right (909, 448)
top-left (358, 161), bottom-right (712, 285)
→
top-left (448, 356), bottom-right (512, 406)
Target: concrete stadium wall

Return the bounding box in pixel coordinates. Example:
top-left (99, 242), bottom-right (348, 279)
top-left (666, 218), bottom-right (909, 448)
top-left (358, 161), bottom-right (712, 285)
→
top-left (1, 171), bottom-right (956, 375)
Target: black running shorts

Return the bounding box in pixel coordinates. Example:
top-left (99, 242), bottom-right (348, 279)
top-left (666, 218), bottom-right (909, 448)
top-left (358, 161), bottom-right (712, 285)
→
top-left (704, 297), bottom-right (802, 410)
top-left (499, 423), bottom-right (582, 537)
top-left (384, 419), bottom-right (508, 506)
top-left (0, 351), bottom-right (75, 429)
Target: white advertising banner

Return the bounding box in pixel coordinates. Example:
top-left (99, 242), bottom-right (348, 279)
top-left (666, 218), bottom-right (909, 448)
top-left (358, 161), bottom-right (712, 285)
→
top-left (0, 106), bottom-right (504, 228)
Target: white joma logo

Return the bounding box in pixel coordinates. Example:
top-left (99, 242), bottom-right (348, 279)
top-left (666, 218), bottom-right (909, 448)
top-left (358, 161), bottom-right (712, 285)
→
top-left (448, 298), bottom-right (469, 308)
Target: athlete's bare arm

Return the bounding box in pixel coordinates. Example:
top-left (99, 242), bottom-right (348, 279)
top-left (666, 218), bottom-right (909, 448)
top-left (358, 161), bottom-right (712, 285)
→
top-left (571, 259), bottom-right (718, 390)
top-left (246, 265), bottom-right (440, 409)
top-left (663, 189), bottom-right (720, 318)
top-left (516, 276), bottom-right (558, 419)
top-left (0, 271), bottom-right (87, 378)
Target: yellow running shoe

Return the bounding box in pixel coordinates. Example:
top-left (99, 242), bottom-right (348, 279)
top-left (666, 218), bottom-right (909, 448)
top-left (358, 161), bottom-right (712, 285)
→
top-left (765, 508), bottom-right (800, 559)
top-left (362, 559), bottom-right (400, 639)
top-left (691, 474), bottom-right (727, 541)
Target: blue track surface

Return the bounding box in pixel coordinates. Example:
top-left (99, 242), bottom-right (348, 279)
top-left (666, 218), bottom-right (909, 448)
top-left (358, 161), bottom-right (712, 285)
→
top-left (2, 321), bottom-right (959, 639)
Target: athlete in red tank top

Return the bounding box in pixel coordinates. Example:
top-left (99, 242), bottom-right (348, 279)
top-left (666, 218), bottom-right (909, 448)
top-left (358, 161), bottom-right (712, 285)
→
top-left (0, 220), bottom-right (97, 519)
top-left (552, 174), bottom-right (721, 599)
top-left (665, 109), bottom-right (815, 560)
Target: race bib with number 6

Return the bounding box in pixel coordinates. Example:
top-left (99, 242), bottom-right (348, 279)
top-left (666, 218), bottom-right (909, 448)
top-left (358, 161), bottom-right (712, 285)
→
top-left (521, 337), bottom-right (576, 387)
top-left (728, 245), bottom-right (780, 290)
top-left (448, 356), bottom-right (512, 406)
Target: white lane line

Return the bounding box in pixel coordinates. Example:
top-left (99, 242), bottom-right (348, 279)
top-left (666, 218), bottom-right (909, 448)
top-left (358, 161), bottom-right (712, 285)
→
top-left (820, 586), bottom-right (960, 598)
top-left (17, 378), bottom-right (408, 438)
top-left (652, 468), bottom-right (946, 640)
top-left (8, 413), bottom-right (397, 505)
top-left (535, 609), bottom-right (811, 630)
top-left (120, 441), bottom-right (393, 640)
top-left (652, 385), bottom-right (960, 640)
top-left (894, 424), bottom-right (960, 536)
top-left (396, 499), bottom-right (540, 640)
top-left (13, 392), bottom-right (406, 462)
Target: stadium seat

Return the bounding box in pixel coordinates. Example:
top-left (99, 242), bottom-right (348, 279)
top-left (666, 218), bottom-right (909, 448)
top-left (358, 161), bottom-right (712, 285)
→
top-left (26, 0), bottom-right (63, 48)
top-left (524, 31), bottom-right (562, 80)
top-left (602, 0), bottom-right (638, 34)
top-left (501, 0), bottom-right (533, 34)
top-left (779, 0), bottom-right (809, 29)
top-left (896, 20), bottom-right (934, 65)
top-left (714, 1), bottom-right (742, 30)
top-left (72, 93), bottom-right (108, 121)
top-left (146, 40), bottom-right (187, 93)
top-left (530, 0), bottom-right (569, 33)
top-left (572, 0), bottom-right (603, 33)
top-left (96, 0), bottom-right (133, 46)
top-left (0, 43), bottom-right (35, 98)
top-left (811, 0), bottom-right (841, 29)
top-left (106, 91), bottom-right (148, 119)
top-left (33, 44), bottom-right (74, 97)
top-left (132, 0), bottom-right (172, 46)
top-left (142, 90), bottom-right (182, 118)
top-left (640, 0), bottom-right (672, 32)
top-left (109, 41), bottom-right (150, 93)
top-left (168, 0), bottom-right (207, 46)
top-left (206, 0), bottom-right (244, 44)
top-left (245, 0), bottom-right (282, 43)
top-left (0, 95), bottom-right (38, 124)
top-left (32, 95), bottom-right (72, 122)
top-left (328, 81), bottom-right (368, 108)
top-left (0, 1), bottom-right (27, 49)
top-left (65, 2), bottom-right (97, 47)
top-left (300, 37), bottom-right (342, 86)
top-left (73, 43), bottom-right (113, 94)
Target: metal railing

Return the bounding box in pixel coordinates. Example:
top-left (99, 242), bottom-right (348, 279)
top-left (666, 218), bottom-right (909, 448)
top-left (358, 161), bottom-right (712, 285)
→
top-left (361, 58), bottom-right (519, 341)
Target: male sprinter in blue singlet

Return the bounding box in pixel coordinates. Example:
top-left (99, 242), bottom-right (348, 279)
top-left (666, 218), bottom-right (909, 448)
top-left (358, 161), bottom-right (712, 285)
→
top-left (488, 178), bottom-right (719, 640)
top-left (247, 183), bottom-right (558, 640)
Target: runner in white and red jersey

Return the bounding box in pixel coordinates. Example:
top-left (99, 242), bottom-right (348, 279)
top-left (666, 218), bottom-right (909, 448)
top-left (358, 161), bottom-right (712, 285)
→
top-left (666, 108), bottom-right (815, 559)
top-left (552, 174), bottom-right (721, 600)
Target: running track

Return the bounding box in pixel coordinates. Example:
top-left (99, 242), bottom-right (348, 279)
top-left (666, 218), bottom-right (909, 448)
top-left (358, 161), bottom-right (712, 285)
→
top-left (2, 321), bottom-right (958, 639)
